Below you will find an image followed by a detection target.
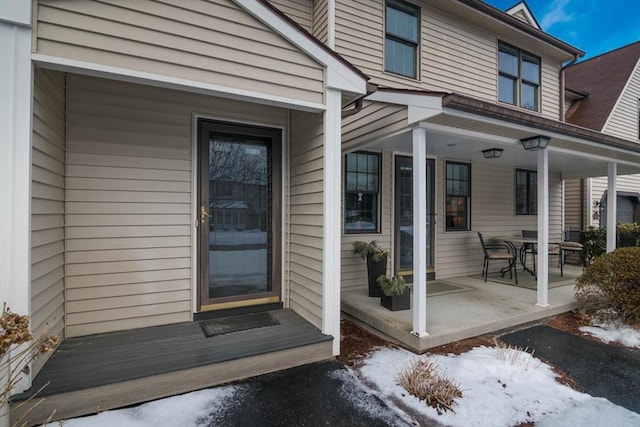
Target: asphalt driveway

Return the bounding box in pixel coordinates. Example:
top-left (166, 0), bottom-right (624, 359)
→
top-left (501, 325), bottom-right (640, 413)
top-left (206, 360), bottom-right (413, 426)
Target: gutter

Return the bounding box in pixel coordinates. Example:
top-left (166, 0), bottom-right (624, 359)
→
top-left (341, 82), bottom-right (378, 118)
top-left (441, 93), bottom-right (640, 154)
top-left (559, 54), bottom-right (581, 121)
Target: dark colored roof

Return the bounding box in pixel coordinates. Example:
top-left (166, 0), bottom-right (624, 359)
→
top-left (442, 92), bottom-right (640, 154)
top-left (565, 41), bottom-right (640, 131)
top-left (459, 0), bottom-right (584, 57)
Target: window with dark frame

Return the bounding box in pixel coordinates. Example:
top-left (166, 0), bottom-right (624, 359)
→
top-left (445, 161), bottom-right (471, 231)
top-left (344, 151), bottom-right (381, 233)
top-left (498, 41), bottom-right (541, 111)
top-left (515, 169), bottom-right (537, 215)
top-left (385, 0), bottom-right (419, 79)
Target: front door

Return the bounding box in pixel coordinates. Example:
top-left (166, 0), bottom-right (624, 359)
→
top-left (198, 120), bottom-right (281, 311)
top-left (394, 156), bottom-right (435, 280)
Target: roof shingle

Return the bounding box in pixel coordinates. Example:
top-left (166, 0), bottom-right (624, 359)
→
top-left (565, 41), bottom-right (640, 131)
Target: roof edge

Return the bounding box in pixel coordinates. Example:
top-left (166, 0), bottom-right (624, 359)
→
top-left (442, 93), bottom-right (640, 153)
top-left (254, 0), bottom-right (370, 83)
top-left (456, 0), bottom-right (584, 57)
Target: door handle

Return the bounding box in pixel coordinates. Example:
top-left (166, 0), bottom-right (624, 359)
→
top-left (200, 206), bottom-right (210, 224)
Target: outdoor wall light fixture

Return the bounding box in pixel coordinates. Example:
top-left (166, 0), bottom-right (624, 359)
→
top-left (520, 135), bottom-right (550, 151)
top-left (481, 148), bottom-right (504, 159)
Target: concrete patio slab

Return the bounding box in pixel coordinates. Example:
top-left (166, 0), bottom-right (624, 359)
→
top-left (342, 266), bottom-right (582, 352)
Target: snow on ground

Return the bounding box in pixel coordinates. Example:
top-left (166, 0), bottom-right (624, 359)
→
top-left (48, 386), bottom-right (242, 427)
top-left (357, 346), bottom-right (640, 427)
top-left (579, 322), bottom-right (640, 349)
top-left (50, 333), bottom-right (640, 427)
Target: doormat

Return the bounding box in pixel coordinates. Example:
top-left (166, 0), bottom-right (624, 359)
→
top-left (424, 281), bottom-right (471, 296)
top-left (200, 312), bottom-right (280, 338)
top-left (472, 272), bottom-right (575, 289)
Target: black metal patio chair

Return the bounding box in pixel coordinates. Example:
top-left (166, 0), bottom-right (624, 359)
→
top-left (478, 232), bottom-right (518, 284)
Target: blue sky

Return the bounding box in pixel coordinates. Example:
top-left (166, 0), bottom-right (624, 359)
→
top-left (484, 0), bottom-right (640, 60)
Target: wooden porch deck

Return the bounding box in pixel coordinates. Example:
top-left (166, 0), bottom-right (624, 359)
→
top-left (11, 309), bottom-right (332, 425)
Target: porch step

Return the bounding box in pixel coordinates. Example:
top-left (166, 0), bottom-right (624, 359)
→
top-left (11, 309), bottom-right (332, 425)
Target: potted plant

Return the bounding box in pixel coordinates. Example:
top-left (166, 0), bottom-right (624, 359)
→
top-left (353, 240), bottom-right (389, 297)
top-left (377, 275), bottom-right (411, 311)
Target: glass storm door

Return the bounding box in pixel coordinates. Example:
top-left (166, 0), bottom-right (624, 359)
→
top-left (198, 120), bottom-right (281, 310)
top-left (394, 156), bottom-right (435, 280)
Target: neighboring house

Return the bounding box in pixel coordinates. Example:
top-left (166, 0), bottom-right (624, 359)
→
top-left (1, 0), bottom-right (369, 421)
top-left (563, 41), bottom-right (640, 229)
top-left (321, 1), bottom-right (638, 339)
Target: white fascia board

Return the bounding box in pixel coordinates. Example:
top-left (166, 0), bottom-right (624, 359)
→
top-left (367, 91), bottom-right (445, 124)
top-left (409, 106), bottom-right (444, 124)
top-left (234, 0), bottom-right (367, 95)
top-left (601, 58), bottom-right (640, 133)
top-left (32, 54), bottom-right (326, 113)
top-left (443, 107), bottom-right (640, 165)
top-left (420, 122), bottom-right (518, 145)
top-left (0, 0), bottom-right (31, 27)
top-left (367, 90), bottom-right (444, 108)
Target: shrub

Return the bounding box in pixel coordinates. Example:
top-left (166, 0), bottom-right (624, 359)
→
top-left (575, 247), bottom-right (640, 326)
top-left (583, 224), bottom-right (640, 265)
top-left (583, 226), bottom-right (606, 264)
top-left (617, 223), bottom-right (640, 247)
top-left (396, 358), bottom-right (462, 414)
top-left (1, 304), bottom-right (60, 424)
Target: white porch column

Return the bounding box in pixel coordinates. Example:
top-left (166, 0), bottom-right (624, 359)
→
top-left (0, 0), bottom-right (34, 406)
top-left (412, 127), bottom-right (428, 337)
top-left (322, 88), bottom-right (342, 355)
top-left (536, 149), bottom-right (549, 307)
top-left (607, 162), bottom-right (617, 252)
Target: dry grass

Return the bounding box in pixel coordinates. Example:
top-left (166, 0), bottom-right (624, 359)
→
top-left (396, 358), bottom-right (463, 415)
top-left (492, 337), bottom-right (536, 369)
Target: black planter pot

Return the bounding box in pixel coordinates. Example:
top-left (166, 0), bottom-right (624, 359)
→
top-left (366, 255), bottom-right (387, 297)
top-left (380, 288), bottom-right (410, 311)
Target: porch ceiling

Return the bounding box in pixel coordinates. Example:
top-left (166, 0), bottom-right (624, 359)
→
top-left (365, 114), bottom-right (640, 180)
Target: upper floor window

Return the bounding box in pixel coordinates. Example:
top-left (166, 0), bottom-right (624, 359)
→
top-left (515, 169), bottom-right (537, 215)
top-left (445, 161), bottom-right (471, 231)
top-left (345, 151), bottom-right (381, 233)
top-left (498, 41), bottom-right (541, 111)
top-left (385, 0), bottom-right (419, 79)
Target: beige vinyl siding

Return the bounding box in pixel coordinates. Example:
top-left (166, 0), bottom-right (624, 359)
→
top-left (36, 0), bottom-right (324, 104)
top-left (589, 174), bottom-right (640, 227)
top-left (341, 151), bottom-right (392, 292)
top-left (269, 0), bottom-right (313, 33)
top-left (435, 162), bottom-right (563, 278)
top-left (540, 58), bottom-right (561, 119)
top-left (564, 179), bottom-right (584, 230)
top-left (341, 101), bottom-right (408, 151)
top-left (65, 74), bottom-right (288, 337)
top-left (288, 110), bottom-right (325, 328)
top-left (339, 156), bottom-right (564, 284)
top-left (31, 68), bottom-right (66, 376)
top-left (312, 0), bottom-right (329, 44)
top-left (334, 0), bottom-right (562, 119)
top-left (602, 61), bottom-right (640, 141)
top-left (511, 10), bottom-right (529, 24)
top-left (422, 5), bottom-right (497, 102)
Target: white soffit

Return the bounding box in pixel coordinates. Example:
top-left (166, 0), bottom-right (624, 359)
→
top-left (234, 0), bottom-right (367, 95)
